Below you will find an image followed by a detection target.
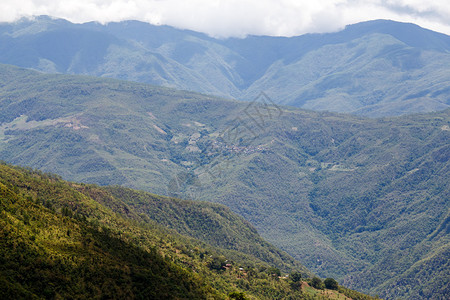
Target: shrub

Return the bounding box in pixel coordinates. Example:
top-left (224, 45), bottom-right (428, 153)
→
top-left (311, 277), bottom-right (325, 289)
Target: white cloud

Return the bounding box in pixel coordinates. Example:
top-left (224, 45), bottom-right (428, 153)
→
top-left (0, 0), bottom-right (449, 37)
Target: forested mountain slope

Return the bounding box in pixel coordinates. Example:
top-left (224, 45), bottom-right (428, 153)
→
top-left (0, 64), bottom-right (448, 298)
top-left (4, 162), bottom-right (368, 299)
top-left (0, 17), bottom-right (449, 116)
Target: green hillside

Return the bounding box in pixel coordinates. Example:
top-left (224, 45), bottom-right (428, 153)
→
top-left (1, 162), bottom-right (378, 299)
top-left (101, 185), bottom-right (303, 272)
top-left (0, 164), bottom-right (216, 299)
top-left (0, 64), bottom-right (448, 299)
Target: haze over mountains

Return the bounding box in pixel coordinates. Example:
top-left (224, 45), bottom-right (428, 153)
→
top-left (0, 16), bottom-right (449, 117)
top-left (0, 64), bottom-right (448, 299)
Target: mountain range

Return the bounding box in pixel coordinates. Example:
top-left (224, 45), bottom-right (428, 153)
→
top-left (0, 16), bottom-right (449, 117)
top-left (0, 63), bottom-right (448, 299)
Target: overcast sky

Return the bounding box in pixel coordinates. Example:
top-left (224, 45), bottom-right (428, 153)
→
top-left (1, 0), bottom-right (449, 38)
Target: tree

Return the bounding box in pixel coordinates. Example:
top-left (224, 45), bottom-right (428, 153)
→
top-left (324, 277), bottom-right (338, 290)
top-left (208, 256), bottom-right (225, 271)
top-left (229, 291), bottom-right (248, 300)
top-left (311, 277), bottom-right (325, 289)
top-left (289, 272), bottom-right (302, 291)
top-left (290, 272), bottom-right (302, 282)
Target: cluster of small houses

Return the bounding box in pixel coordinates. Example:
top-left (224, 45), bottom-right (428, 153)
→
top-left (223, 262), bottom-right (245, 275)
top-left (212, 140), bottom-right (267, 155)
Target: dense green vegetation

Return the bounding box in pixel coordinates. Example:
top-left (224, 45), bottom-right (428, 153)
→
top-left (0, 165), bottom-right (216, 299)
top-left (0, 64), bottom-right (448, 298)
top-left (1, 162), bottom-right (377, 299)
top-left (101, 185), bottom-right (304, 272)
top-left (0, 17), bottom-right (449, 116)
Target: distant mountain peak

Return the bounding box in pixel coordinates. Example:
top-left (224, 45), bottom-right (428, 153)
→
top-left (342, 19), bottom-right (450, 50)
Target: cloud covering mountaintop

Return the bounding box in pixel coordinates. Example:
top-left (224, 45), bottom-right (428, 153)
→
top-left (1, 0), bottom-right (450, 38)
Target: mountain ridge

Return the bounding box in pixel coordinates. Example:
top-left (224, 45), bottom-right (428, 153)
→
top-left (1, 17), bottom-right (449, 117)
